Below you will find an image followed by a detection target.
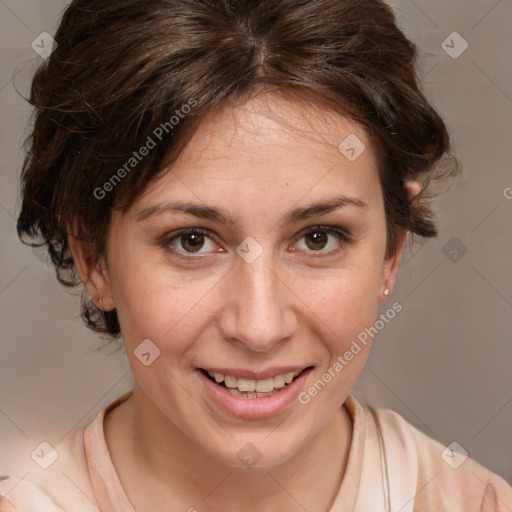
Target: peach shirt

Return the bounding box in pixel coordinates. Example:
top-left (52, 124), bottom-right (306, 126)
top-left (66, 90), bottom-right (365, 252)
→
top-left (1, 391), bottom-right (511, 511)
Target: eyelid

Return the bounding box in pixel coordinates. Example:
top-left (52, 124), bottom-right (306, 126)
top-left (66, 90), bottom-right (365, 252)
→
top-left (160, 227), bottom-right (221, 255)
top-left (294, 224), bottom-right (351, 242)
top-left (290, 225), bottom-right (351, 257)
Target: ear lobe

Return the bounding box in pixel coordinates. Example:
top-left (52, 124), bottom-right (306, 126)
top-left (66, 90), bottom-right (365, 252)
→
top-left (67, 234), bottom-right (116, 311)
top-left (379, 181), bottom-right (420, 301)
top-left (380, 230), bottom-right (407, 302)
top-left (405, 180), bottom-right (422, 206)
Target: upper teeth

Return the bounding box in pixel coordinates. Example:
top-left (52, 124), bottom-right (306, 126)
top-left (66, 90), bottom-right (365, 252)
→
top-left (207, 370), bottom-right (302, 392)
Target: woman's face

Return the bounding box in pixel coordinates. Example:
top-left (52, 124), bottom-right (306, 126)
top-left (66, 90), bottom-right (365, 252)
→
top-left (93, 94), bottom-right (403, 467)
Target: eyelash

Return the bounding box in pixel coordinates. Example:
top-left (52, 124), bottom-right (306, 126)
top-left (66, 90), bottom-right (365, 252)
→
top-left (160, 226), bottom-right (351, 261)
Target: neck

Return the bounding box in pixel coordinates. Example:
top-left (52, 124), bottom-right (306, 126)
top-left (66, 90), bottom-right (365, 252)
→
top-left (104, 384), bottom-right (352, 512)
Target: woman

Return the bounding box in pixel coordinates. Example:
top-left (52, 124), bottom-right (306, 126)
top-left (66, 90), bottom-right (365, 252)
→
top-left (1, 0), bottom-right (511, 510)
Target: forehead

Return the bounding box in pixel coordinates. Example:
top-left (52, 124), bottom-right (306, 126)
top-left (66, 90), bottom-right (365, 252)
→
top-left (130, 92), bottom-right (381, 218)
top-left (179, 93), bottom-right (372, 172)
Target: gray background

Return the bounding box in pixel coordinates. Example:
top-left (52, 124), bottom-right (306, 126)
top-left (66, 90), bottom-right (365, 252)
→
top-left (1, 0), bottom-right (511, 485)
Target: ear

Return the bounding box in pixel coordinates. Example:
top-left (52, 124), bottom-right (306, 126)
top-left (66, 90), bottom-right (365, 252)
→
top-left (67, 234), bottom-right (116, 311)
top-left (379, 180), bottom-right (422, 301)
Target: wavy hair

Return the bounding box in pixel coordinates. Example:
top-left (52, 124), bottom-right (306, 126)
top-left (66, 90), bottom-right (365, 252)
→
top-left (17, 0), bottom-right (460, 337)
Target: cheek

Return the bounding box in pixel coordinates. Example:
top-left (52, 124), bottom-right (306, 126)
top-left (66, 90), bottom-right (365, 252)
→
top-left (293, 256), bottom-right (383, 394)
top-left (308, 279), bottom-right (380, 360)
top-left (297, 254), bottom-right (382, 331)
top-left (108, 248), bottom-right (214, 349)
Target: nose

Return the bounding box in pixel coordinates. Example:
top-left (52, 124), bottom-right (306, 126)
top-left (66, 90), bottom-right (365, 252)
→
top-left (218, 248), bottom-right (297, 352)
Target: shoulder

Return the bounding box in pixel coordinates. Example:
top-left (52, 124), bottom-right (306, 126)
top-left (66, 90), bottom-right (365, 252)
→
top-left (370, 404), bottom-right (512, 512)
top-left (0, 427), bottom-right (99, 512)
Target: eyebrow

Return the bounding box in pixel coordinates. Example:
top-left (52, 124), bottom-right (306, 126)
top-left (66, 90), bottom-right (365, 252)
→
top-left (136, 195), bottom-right (368, 225)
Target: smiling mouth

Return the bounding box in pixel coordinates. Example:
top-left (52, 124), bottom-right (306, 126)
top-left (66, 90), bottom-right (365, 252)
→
top-left (199, 367), bottom-right (312, 399)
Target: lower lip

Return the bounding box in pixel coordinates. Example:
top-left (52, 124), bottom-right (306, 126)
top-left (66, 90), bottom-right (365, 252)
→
top-left (197, 368), bottom-right (313, 420)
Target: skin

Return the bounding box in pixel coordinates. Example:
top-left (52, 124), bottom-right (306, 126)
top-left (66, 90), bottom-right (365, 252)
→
top-left (69, 92), bottom-right (419, 512)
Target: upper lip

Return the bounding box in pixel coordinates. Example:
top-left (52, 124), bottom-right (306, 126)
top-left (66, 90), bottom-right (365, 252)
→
top-left (198, 366), bottom-right (312, 380)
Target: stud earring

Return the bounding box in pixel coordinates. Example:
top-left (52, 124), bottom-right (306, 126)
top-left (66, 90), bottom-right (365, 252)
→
top-left (383, 282), bottom-right (391, 297)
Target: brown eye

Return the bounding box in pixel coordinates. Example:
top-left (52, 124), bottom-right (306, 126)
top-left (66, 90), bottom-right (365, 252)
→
top-left (180, 232), bottom-right (205, 252)
top-left (305, 230), bottom-right (328, 250)
top-left (293, 226), bottom-right (350, 256)
top-left (162, 228), bottom-right (220, 256)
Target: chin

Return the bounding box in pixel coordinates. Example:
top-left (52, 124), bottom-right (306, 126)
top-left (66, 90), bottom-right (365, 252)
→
top-left (204, 431), bottom-right (305, 469)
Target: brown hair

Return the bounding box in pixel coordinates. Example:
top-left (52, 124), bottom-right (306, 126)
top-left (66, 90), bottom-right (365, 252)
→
top-left (17, 0), bottom-right (460, 338)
